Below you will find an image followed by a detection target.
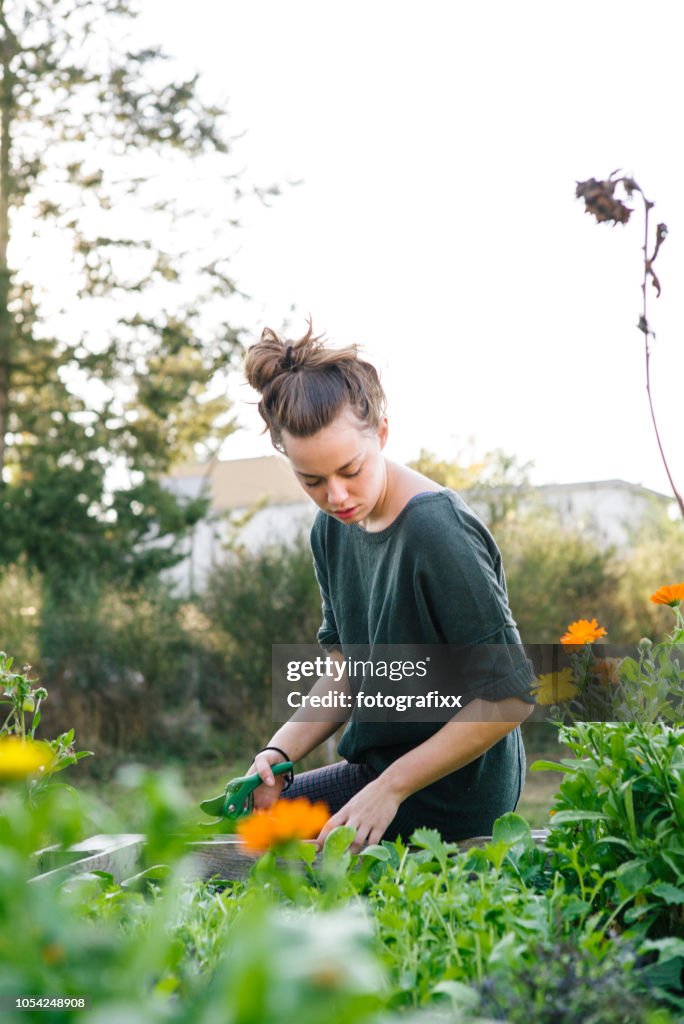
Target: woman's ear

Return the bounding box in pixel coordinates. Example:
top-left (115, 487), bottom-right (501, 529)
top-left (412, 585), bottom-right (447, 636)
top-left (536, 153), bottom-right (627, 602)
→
top-left (378, 416), bottom-right (389, 450)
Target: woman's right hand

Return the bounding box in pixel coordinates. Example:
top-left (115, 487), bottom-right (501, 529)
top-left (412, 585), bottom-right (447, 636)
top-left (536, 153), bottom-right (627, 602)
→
top-left (246, 749), bottom-right (288, 810)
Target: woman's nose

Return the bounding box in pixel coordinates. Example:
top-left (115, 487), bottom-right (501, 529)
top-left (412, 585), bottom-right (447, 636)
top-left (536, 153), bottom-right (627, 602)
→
top-left (327, 478), bottom-right (348, 506)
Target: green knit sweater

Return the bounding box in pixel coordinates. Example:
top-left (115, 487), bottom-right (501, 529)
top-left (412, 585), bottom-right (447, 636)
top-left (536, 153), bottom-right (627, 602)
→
top-left (310, 489), bottom-right (536, 841)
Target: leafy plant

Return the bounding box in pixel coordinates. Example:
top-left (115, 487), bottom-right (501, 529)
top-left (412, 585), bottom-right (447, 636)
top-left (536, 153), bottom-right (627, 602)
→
top-left (538, 721), bottom-right (684, 947)
top-left (0, 651), bottom-right (91, 796)
top-left (475, 937), bottom-right (664, 1024)
top-left (538, 589), bottom-right (684, 725)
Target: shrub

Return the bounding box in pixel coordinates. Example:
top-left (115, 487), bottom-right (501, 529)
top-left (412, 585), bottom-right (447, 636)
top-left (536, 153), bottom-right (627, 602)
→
top-left (200, 535), bottom-right (323, 747)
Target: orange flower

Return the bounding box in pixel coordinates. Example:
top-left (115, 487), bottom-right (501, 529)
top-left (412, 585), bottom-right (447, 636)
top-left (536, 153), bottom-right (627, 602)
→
top-left (649, 583), bottom-right (684, 607)
top-left (593, 657), bottom-right (622, 686)
top-left (560, 618), bottom-right (607, 646)
top-left (237, 797), bottom-right (330, 854)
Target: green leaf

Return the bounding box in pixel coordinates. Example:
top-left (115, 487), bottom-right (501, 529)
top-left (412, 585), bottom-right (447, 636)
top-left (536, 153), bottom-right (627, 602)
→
top-left (550, 809), bottom-right (608, 824)
top-left (121, 864), bottom-right (169, 889)
top-left (622, 783), bottom-right (638, 843)
top-left (652, 882), bottom-right (684, 905)
top-left (410, 827), bottom-right (451, 868)
top-left (431, 980), bottom-right (480, 1009)
top-left (89, 870), bottom-right (115, 884)
top-left (619, 657), bottom-right (641, 683)
top-left (295, 841), bottom-right (317, 866)
top-left (615, 859), bottom-right (651, 897)
top-left (596, 836), bottom-right (638, 852)
top-left (321, 825), bottom-right (355, 860)
top-left (483, 840), bottom-right (509, 870)
top-left (640, 937), bottom-right (684, 964)
top-left (530, 759), bottom-right (568, 773)
top-left (358, 844), bottom-right (390, 861)
top-left (492, 812), bottom-right (531, 847)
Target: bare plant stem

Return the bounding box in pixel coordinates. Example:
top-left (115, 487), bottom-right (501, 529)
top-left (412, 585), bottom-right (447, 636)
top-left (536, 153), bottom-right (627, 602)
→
top-left (639, 194), bottom-right (684, 518)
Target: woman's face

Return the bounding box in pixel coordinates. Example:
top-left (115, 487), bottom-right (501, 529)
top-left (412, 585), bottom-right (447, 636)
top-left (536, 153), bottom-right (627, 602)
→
top-left (282, 407), bottom-right (389, 525)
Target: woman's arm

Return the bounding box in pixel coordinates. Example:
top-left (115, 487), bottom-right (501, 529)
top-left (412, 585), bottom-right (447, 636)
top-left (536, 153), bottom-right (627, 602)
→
top-left (380, 696), bottom-right (533, 801)
top-left (249, 650), bottom-right (351, 804)
top-left (316, 696), bottom-right (533, 850)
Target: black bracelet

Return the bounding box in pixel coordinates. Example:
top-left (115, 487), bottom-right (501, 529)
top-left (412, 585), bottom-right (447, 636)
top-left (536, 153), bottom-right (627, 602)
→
top-left (256, 746), bottom-right (294, 791)
top-left (256, 745), bottom-right (291, 762)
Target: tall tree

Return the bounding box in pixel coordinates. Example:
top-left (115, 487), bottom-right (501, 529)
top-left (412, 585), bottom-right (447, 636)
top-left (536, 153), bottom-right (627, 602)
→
top-left (0, 0), bottom-right (263, 584)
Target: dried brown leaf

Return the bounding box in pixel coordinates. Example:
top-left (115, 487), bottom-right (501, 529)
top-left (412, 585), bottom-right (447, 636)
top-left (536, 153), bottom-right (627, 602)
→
top-left (575, 177), bottom-right (632, 225)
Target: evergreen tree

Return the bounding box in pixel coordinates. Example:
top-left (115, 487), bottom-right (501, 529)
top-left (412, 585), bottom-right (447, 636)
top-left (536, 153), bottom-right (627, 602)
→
top-left (0, 0), bottom-right (263, 584)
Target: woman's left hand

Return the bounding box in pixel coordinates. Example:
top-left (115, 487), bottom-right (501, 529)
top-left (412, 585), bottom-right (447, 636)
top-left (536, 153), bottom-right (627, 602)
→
top-left (315, 777), bottom-right (401, 853)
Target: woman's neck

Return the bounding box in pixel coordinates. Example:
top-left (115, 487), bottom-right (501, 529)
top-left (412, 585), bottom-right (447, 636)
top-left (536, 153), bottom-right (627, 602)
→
top-left (360, 461), bottom-right (442, 532)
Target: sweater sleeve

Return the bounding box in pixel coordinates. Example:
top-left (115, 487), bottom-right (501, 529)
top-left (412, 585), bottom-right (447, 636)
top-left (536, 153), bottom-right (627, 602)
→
top-left (412, 496), bottom-right (536, 704)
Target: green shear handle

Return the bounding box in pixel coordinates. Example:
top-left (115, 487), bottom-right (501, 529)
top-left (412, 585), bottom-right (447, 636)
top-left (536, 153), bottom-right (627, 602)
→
top-left (199, 761), bottom-right (294, 822)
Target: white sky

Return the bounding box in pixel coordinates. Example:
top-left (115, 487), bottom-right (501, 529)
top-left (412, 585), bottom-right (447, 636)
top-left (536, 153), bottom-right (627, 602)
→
top-left (136, 0), bottom-right (684, 496)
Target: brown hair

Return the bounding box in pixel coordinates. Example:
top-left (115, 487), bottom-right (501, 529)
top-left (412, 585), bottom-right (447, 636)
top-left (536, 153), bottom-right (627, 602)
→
top-left (245, 322), bottom-right (386, 452)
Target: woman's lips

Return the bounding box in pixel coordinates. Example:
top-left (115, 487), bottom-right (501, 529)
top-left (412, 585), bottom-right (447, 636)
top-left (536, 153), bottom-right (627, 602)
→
top-left (333, 505), bottom-right (359, 519)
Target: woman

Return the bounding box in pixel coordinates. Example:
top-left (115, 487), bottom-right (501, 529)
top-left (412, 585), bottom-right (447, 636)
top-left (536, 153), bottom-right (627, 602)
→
top-left (243, 323), bottom-right (535, 851)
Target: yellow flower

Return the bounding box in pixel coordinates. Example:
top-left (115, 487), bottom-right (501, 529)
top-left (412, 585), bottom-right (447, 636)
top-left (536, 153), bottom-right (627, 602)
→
top-left (649, 583), bottom-right (684, 607)
top-left (593, 657), bottom-right (622, 686)
top-left (237, 797), bottom-right (330, 854)
top-left (560, 618), bottom-right (607, 646)
top-left (0, 736), bottom-right (54, 780)
top-left (533, 668), bottom-right (577, 706)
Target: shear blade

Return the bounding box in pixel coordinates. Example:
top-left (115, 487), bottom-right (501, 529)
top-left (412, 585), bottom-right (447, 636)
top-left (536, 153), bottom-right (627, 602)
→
top-left (199, 794), bottom-right (227, 816)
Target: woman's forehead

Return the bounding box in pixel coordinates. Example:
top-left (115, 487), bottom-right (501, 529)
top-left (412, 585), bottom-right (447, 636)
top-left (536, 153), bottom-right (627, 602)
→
top-left (283, 414), bottom-right (371, 475)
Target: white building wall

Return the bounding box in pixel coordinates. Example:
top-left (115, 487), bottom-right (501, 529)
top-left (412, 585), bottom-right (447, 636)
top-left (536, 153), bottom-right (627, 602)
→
top-left (162, 495), bottom-right (316, 596)
top-left (162, 467), bottom-right (672, 595)
top-left (531, 482), bottom-right (667, 547)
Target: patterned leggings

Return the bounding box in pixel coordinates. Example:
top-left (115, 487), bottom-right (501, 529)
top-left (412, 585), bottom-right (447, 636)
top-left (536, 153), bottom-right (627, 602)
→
top-left (281, 759), bottom-right (417, 842)
top-left (282, 760), bottom-right (376, 813)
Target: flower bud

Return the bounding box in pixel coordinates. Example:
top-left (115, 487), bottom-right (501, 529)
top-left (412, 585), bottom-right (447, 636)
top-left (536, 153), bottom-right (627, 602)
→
top-left (638, 637), bottom-right (653, 651)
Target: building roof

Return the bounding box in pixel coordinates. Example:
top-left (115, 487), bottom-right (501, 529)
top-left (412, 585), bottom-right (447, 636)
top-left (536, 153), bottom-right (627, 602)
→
top-left (534, 479), bottom-right (671, 501)
top-left (168, 455), bottom-right (306, 511)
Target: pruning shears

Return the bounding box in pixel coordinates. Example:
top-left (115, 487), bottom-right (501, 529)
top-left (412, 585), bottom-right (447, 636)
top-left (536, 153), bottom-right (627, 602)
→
top-left (198, 761), bottom-right (294, 829)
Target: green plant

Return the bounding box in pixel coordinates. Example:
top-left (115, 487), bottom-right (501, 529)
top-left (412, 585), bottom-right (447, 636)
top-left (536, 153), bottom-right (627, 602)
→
top-left (0, 772), bottom-right (393, 1024)
top-left (538, 722), bottom-right (684, 947)
top-left (539, 588), bottom-right (684, 726)
top-left (0, 651), bottom-right (91, 797)
top-left (475, 937), bottom-right (667, 1024)
top-left (200, 535), bottom-right (323, 745)
top-left (496, 511), bottom-right (615, 643)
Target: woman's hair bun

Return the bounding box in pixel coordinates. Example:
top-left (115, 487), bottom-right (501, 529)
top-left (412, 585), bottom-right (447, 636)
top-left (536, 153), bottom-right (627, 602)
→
top-left (244, 326), bottom-right (291, 395)
top-left (244, 320), bottom-right (386, 453)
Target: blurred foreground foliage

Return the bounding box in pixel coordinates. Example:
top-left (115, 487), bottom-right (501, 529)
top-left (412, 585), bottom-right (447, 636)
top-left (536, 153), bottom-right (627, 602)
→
top-left (0, 767), bottom-right (679, 1023)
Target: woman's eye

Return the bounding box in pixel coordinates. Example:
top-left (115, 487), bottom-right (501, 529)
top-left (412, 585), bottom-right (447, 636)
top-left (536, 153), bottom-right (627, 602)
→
top-left (343, 467), bottom-right (362, 478)
top-left (304, 479), bottom-right (323, 489)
